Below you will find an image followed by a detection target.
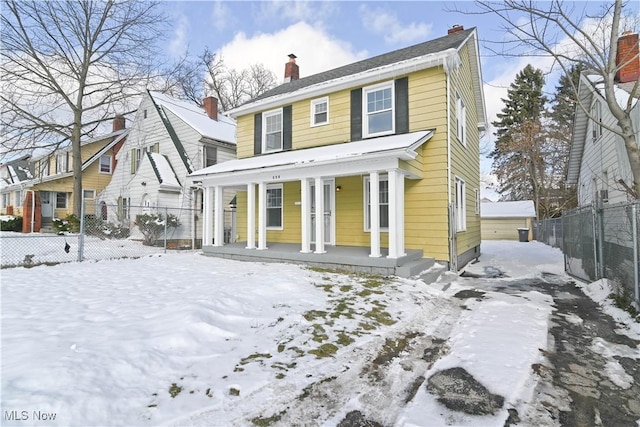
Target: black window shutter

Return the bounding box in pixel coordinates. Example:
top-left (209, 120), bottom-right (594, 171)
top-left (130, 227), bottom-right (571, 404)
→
top-left (283, 105), bottom-right (292, 151)
top-left (350, 88), bottom-right (362, 141)
top-left (395, 77), bottom-right (409, 134)
top-left (254, 113), bottom-right (262, 155)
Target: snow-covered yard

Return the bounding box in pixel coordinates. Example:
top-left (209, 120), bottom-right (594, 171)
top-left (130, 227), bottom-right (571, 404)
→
top-left (1, 241), bottom-right (637, 426)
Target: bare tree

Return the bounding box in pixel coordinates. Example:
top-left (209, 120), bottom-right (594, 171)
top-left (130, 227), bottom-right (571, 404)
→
top-left (1, 0), bottom-right (166, 216)
top-left (167, 48), bottom-right (277, 112)
top-left (451, 0), bottom-right (640, 197)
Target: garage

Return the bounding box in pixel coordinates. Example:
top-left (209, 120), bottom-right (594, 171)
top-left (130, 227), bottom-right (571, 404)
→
top-left (481, 200), bottom-right (536, 241)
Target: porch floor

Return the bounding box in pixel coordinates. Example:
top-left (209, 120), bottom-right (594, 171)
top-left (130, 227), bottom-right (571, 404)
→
top-left (202, 242), bottom-right (435, 277)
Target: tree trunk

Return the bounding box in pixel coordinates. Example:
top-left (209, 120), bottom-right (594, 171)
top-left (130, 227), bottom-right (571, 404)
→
top-left (72, 117), bottom-right (83, 218)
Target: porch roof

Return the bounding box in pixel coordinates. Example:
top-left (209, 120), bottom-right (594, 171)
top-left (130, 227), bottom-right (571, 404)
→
top-left (190, 130), bottom-right (434, 185)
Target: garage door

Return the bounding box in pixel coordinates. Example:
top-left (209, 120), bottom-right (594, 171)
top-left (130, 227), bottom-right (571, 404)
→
top-left (481, 218), bottom-right (528, 240)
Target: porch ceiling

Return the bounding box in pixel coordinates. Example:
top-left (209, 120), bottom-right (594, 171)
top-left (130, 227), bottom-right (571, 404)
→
top-left (190, 130), bottom-right (434, 187)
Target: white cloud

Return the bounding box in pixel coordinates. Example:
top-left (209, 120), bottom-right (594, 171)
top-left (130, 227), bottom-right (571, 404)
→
top-left (211, 1), bottom-right (233, 32)
top-left (168, 12), bottom-right (189, 58)
top-left (217, 22), bottom-right (367, 81)
top-left (359, 5), bottom-right (432, 45)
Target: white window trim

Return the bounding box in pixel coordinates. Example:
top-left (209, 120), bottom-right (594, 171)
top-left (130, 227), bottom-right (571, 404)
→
top-left (363, 176), bottom-right (390, 232)
top-left (99, 154), bottom-right (112, 174)
top-left (56, 153), bottom-right (68, 174)
top-left (83, 189), bottom-right (96, 199)
top-left (266, 183), bottom-right (284, 230)
top-left (362, 81), bottom-right (395, 138)
top-left (203, 145), bottom-right (217, 168)
top-left (310, 97), bottom-right (329, 127)
top-left (455, 177), bottom-right (466, 232)
top-left (474, 188), bottom-right (480, 215)
top-left (456, 92), bottom-right (467, 147)
top-left (262, 108), bottom-right (283, 153)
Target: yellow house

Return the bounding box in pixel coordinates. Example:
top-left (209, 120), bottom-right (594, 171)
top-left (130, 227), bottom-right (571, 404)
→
top-left (190, 26), bottom-right (486, 275)
top-left (1, 117), bottom-right (128, 230)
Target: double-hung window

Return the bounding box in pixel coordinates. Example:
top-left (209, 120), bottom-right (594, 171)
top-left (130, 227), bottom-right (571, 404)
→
top-left (56, 192), bottom-right (68, 209)
top-left (364, 176), bottom-right (389, 230)
top-left (100, 155), bottom-right (112, 174)
top-left (266, 184), bottom-right (283, 229)
top-left (204, 145), bottom-right (217, 167)
top-left (457, 93), bottom-right (467, 146)
top-left (455, 177), bottom-right (466, 232)
top-left (56, 153), bottom-right (68, 174)
top-left (263, 109), bottom-right (283, 153)
top-left (363, 82), bottom-right (394, 137)
top-left (311, 97), bottom-right (328, 126)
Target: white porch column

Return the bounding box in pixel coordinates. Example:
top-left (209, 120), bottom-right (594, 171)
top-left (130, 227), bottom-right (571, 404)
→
top-left (300, 178), bottom-right (311, 253)
top-left (203, 186), bottom-right (214, 246)
top-left (387, 169), bottom-right (406, 258)
top-left (369, 172), bottom-right (381, 258)
top-left (246, 183), bottom-right (256, 249)
top-left (213, 186), bottom-right (224, 246)
top-left (314, 177), bottom-right (326, 254)
top-left (257, 182), bottom-right (268, 250)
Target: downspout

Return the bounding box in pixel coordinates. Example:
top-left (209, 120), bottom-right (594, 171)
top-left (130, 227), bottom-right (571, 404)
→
top-left (446, 63), bottom-right (453, 270)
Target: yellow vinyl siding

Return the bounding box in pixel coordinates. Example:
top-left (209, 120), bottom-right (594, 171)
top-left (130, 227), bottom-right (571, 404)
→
top-left (481, 218), bottom-right (530, 240)
top-left (233, 54), bottom-right (481, 264)
top-left (448, 43), bottom-right (481, 259)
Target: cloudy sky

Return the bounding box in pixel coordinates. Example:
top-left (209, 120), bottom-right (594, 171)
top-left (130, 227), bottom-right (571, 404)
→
top-left (158, 1), bottom-right (638, 200)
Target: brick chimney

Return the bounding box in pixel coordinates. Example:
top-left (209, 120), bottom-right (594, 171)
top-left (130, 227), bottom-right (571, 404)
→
top-left (112, 115), bottom-right (126, 132)
top-left (448, 24), bottom-right (464, 35)
top-left (203, 96), bottom-right (219, 121)
top-left (284, 54), bottom-right (299, 83)
top-left (616, 31), bottom-right (640, 84)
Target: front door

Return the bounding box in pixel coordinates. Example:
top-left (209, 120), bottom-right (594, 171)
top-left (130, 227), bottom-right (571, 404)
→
top-left (40, 191), bottom-right (53, 222)
top-left (310, 180), bottom-right (334, 245)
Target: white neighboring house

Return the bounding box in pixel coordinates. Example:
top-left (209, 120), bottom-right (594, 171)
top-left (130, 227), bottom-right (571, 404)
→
top-left (480, 200), bottom-right (536, 241)
top-left (566, 31), bottom-right (640, 207)
top-left (99, 91), bottom-right (236, 245)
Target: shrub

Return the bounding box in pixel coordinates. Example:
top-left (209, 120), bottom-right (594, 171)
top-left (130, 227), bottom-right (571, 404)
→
top-left (52, 214), bottom-right (80, 234)
top-left (84, 215), bottom-right (130, 239)
top-left (135, 213), bottom-right (180, 246)
top-left (0, 215), bottom-right (23, 232)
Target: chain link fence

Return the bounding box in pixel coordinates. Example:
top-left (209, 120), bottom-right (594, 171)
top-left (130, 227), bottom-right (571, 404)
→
top-left (535, 201), bottom-right (639, 306)
top-left (1, 201), bottom-right (236, 269)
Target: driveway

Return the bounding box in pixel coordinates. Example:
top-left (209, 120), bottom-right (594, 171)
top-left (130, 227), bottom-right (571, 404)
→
top-left (457, 268), bottom-right (640, 426)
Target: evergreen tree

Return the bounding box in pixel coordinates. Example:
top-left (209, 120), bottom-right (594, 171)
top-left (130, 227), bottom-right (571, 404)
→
top-left (490, 65), bottom-right (547, 209)
top-left (545, 64), bottom-right (586, 214)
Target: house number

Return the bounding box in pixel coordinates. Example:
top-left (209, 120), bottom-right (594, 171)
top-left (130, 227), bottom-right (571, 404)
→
top-left (272, 175), bottom-right (280, 180)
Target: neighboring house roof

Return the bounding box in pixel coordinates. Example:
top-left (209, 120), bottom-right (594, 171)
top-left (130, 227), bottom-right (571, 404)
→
top-left (190, 130), bottom-right (434, 181)
top-left (227, 27), bottom-right (486, 130)
top-left (1, 155), bottom-right (33, 186)
top-left (81, 130), bottom-right (128, 172)
top-left (567, 71), bottom-right (639, 185)
top-left (149, 91), bottom-right (236, 145)
top-left (147, 152), bottom-right (181, 192)
top-left (481, 200), bottom-right (536, 218)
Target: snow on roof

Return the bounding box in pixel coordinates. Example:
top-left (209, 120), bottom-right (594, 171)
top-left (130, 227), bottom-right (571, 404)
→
top-left (586, 74), bottom-right (638, 110)
top-left (481, 200), bottom-right (535, 218)
top-left (150, 92), bottom-right (236, 145)
top-left (190, 130), bottom-right (433, 177)
top-left (148, 152), bottom-right (181, 191)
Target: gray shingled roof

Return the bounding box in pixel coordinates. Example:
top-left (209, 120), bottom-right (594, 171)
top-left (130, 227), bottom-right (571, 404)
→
top-left (250, 27), bottom-right (475, 104)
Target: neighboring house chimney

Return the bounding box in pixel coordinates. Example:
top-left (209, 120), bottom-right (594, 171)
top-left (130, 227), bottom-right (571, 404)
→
top-left (112, 115), bottom-right (126, 132)
top-left (203, 96), bottom-right (219, 121)
top-left (448, 24), bottom-right (464, 35)
top-left (284, 54), bottom-right (299, 83)
top-left (616, 31), bottom-right (640, 84)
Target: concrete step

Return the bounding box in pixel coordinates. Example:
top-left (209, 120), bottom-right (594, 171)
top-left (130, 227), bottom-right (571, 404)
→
top-left (418, 264), bottom-right (449, 285)
top-left (395, 257), bottom-right (435, 278)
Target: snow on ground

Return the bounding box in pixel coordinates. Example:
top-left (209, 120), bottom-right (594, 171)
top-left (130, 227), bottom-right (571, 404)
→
top-left (0, 239), bottom-right (633, 426)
